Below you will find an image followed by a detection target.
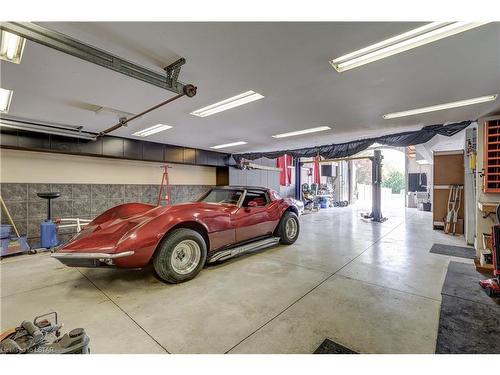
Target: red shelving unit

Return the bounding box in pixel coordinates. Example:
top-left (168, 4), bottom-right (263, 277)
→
top-left (485, 119), bottom-right (500, 193)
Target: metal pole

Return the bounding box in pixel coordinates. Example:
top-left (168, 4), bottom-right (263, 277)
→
top-left (318, 156), bottom-right (373, 163)
top-left (96, 84), bottom-right (196, 138)
top-left (0, 22), bottom-right (193, 95)
top-left (370, 149), bottom-right (386, 222)
top-left (295, 157), bottom-right (302, 200)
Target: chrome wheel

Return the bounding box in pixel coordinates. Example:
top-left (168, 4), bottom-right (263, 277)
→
top-left (170, 240), bottom-right (201, 275)
top-left (285, 217), bottom-right (298, 239)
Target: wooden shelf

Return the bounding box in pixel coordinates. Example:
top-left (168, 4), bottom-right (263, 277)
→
top-left (475, 258), bottom-right (494, 274)
top-left (478, 201), bottom-right (498, 214)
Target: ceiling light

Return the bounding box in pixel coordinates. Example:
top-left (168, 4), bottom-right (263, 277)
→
top-left (272, 126), bottom-right (332, 138)
top-left (132, 124), bottom-right (172, 137)
top-left (190, 91), bottom-right (264, 117)
top-left (0, 87), bottom-right (13, 113)
top-left (383, 95), bottom-right (497, 119)
top-left (330, 22), bottom-right (489, 72)
top-left (210, 141), bottom-right (248, 149)
top-left (0, 30), bottom-right (26, 64)
top-left (0, 117), bottom-right (96, 140)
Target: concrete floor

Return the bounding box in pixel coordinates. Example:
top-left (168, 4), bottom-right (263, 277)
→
top-left (0, 203), bottom-right (471, 354)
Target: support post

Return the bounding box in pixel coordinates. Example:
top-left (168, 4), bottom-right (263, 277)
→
top-left (370, 149), bottom-right (386, 222)
top-left (295, 157), bottom-right (302, 200)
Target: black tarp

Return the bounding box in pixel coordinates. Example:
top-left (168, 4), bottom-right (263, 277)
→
top-left (232, 121), bottom-right (472, 163)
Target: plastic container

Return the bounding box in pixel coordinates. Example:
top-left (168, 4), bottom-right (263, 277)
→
top-left (0, 224), bottom-right (12, 239)
top-left (320, 198), bottom-right (328, 209)
top-left (40, 220), bottom-right (59, 248)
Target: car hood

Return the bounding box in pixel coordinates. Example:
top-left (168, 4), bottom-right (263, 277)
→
top-left (59, 201), bottom-right (233, 253)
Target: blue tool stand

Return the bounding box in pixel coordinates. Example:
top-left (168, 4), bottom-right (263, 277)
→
top-left (37, 192), bottom-right (61, 249)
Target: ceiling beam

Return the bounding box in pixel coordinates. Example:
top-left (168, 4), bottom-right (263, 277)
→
top-left (0, 22), bottom-right (194, 95)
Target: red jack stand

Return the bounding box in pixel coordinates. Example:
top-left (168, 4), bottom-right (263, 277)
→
top-left (157, 165), bottom-right (172, 206)
top-left (479, 224), bottom-right (500, 297)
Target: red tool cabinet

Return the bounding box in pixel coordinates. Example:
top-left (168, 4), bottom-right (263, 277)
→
top-left (484, 119), bottom-right (500, 193)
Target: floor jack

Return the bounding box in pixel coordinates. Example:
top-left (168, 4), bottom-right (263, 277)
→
top-left (479, 224), bottom-right (500, 298)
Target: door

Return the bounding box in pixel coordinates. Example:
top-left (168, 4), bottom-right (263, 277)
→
top-left (233, 190), bottom-right (275, 242)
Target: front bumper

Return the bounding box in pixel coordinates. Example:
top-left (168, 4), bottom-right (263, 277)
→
top-left (51, 251), bottom-right (135, 267)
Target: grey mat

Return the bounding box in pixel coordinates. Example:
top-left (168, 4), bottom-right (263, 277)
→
top-left (430, 243), bottom-right (476, 259)
top-left (436, 295), bottom-right (500, 353)
top-left (442, 261), bottom-right (500, 307)
top-left (436, 261), bottom-right (500, 353)
top-left (314, 339), bottom-right (358, 354)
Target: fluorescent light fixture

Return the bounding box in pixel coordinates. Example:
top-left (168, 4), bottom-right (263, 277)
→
top-left (132, 124), bottom-right (173, 137)
top-left (383, 95), bottom-right (497, 119)
top-left (272, 126), bottom-right (332, 138)
top-left (191, 91), bottom-right (264, 117)
top-left (0, 87), bottom-right (13, 113)
top-left (210, 141), bottom-right (247, 149)
top-left (330, 22), bottom-right (489, 72)
top-left (0, 117), bottom-right (96, 140)
top-left (0, 30), bottom-right (26, 64)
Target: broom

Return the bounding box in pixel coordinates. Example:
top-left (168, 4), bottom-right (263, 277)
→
top-left (0, 196), bottom-right (30, 255)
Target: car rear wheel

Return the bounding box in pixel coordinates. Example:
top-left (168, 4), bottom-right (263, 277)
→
top-left (153, 228), bottom-right (207, 283)
top-left (277, 211), bottom-right (300, 245)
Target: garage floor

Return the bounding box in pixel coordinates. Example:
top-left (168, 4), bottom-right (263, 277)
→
top-left (0, 204), bottom-right (471, 354)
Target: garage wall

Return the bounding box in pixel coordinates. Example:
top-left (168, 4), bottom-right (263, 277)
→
top-left (406, 157), bottom-right (433, 205)
top-left (228, 158), bottom-right (281, 192)
top-left (0, 149), bottom-right (215, 245)
top-left (1, 149), bottom-right (215, 184)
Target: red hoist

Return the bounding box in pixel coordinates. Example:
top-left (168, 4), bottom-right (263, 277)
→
top-left (157, 165), bottom-right (172, 206)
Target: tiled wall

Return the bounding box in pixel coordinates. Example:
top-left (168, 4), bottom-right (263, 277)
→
top-left (0, 183), bottom-right (212, 246)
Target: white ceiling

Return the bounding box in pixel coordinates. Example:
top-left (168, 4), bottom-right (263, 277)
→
top-left (1, 22), bottom-right (499, 153)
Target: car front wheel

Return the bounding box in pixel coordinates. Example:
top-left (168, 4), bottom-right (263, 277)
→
top-left (277, 211), bottom-right (300, 245)
top-left (153, 228), bottom-right (207, 283)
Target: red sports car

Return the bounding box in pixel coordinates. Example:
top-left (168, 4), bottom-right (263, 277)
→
top-left (52, 186), bottom-right (300, 283)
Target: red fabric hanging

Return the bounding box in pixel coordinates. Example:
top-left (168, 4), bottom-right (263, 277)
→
top-left (314, 156), bottom-right (321, 184)
top-left (277, 154), bottom-right (293, 186)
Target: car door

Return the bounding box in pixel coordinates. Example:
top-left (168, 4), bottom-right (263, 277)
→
top-left (233, 190), bottom-right (275, 242)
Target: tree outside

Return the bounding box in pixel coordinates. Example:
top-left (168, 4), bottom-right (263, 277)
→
top-left (382, 170), bottom-right (405, 193)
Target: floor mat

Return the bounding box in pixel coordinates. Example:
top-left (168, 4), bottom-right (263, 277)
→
top-left (436, 295), bottom-right (500, 353)
top-left (313, 339), bottom-right (358, 354)
top-left (436, 261), bottom-right (500, 353)
top-left (441, 261), bottom-right (499, 307)
top-left (430, 243), bottom-right (476, 259)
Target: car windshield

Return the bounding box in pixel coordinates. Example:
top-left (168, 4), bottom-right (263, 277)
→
top-left (198, 189), bottom-right (243, 205)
